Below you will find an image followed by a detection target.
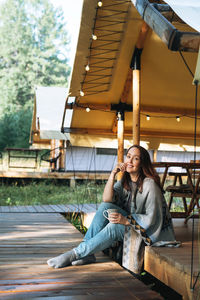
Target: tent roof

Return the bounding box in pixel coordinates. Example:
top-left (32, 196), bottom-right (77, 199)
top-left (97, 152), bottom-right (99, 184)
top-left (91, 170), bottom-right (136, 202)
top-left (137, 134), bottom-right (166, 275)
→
top-left (63, 0), bottom-right (200, 150)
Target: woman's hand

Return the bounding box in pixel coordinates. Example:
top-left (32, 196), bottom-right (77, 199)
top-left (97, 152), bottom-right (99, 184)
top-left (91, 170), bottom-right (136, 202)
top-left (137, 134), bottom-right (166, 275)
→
top-left (112, 163), bottom-right (126, 176)
top-left (108, 213), bottom-right (130, 226)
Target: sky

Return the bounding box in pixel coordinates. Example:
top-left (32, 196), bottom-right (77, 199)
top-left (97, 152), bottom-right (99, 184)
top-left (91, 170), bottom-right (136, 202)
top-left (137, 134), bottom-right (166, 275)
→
top-left (0, 0), bottom-right (83, 66)
top-left (50, 0), bottom-right (83, 66)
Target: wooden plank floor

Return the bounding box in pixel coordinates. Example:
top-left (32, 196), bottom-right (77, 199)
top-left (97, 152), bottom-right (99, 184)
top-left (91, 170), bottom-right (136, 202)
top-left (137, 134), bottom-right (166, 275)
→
top-left (0, 212), bottom-right (162, 300)
top-left (0, 170), bottom-right (110, 180)
top-left (144, 218), bottom-right (200, 300)
top-left (0, 204), bottom-right (99, 214)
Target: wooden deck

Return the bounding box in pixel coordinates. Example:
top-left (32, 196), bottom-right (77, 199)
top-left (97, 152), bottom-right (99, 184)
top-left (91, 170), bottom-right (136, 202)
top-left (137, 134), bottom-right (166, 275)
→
top-left (0, 171), bottom-right (110, 180)
top-left (0, 211), bottom-right (162, 299)
top-left (144, 218), bottom-right (200, 300)
top-left (0, 204), bottom-right (199, 299)
top-left (0, 203), bottom-right (99, 214)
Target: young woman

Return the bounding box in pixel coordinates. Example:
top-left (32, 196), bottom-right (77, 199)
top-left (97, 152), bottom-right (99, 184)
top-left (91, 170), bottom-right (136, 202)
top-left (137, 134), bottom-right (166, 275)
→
top-left (47, 145), bottom-right (176, 269)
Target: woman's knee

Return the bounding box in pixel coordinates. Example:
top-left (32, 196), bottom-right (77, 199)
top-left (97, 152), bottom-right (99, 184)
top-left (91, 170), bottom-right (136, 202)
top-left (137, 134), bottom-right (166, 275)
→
top-left (106, 223), bottom-right (125, 241)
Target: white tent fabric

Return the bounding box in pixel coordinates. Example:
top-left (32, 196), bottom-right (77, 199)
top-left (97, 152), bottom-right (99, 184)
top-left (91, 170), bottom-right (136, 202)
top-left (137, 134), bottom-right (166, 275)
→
top-left (36, 86), bottom-right (68, 131)
top-left (35, 86), bottom-right (71, 140)
top-left (164, 0), bottom-right (200, 32)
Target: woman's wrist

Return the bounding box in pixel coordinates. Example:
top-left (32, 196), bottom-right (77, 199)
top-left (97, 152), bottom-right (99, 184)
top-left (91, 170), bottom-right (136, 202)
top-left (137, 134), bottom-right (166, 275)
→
top-left (121, 215), bottom-right (131, 226)
top-left (124, 218), bottom-right (131, 226)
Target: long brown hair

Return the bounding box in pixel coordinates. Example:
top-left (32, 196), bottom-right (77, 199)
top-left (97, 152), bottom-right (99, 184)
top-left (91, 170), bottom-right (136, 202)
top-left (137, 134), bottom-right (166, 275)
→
top-left (122, 145), bottom-right (161, 191)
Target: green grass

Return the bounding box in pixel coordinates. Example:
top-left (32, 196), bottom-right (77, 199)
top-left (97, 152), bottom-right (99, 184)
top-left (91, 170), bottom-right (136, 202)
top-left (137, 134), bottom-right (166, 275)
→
top-left (0, 178), bottom-right (188, 212)
top-left (0, 179), bottom-right (105, 206)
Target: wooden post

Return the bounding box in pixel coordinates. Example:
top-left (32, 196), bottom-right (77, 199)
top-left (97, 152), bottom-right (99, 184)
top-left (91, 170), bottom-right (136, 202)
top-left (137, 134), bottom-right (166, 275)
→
top-left (117, 111), bottom-right (124, 181)
top-left (153, 149), bottom-right (157, 162)
top-left (131, 22), bottom-right (149, 145)
top-left (50, 139), bottom-right (56, 171)
top-left (59, 140), bottom-right (66, 172)
top-left (132, 69), bottom-right (140, 145)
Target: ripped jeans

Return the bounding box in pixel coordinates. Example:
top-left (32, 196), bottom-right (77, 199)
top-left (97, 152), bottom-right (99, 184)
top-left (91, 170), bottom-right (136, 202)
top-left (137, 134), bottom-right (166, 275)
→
top-left (74, 202), bottom-right (128, 259)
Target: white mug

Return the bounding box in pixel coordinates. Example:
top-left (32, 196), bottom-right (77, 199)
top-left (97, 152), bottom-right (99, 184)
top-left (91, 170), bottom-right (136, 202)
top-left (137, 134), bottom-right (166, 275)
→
top-left (103, 208), bottom-right (118, 220)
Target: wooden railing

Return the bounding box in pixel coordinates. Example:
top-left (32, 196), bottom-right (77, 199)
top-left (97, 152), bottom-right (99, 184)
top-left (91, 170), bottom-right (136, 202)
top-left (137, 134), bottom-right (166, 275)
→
top-left (0, 148), bottom-right (50, 172)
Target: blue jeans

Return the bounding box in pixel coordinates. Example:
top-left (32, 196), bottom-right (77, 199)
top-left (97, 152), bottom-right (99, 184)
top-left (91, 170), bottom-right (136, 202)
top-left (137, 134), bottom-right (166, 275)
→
top-left (74, 202), bottom-right (128, 259)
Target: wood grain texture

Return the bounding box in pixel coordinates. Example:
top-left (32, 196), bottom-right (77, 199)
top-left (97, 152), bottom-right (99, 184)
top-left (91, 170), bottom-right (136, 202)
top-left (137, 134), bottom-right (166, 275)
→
top-left (144, 218), bottom-right (199, 300)
top-left (0, 212), bottom-right (162, 300)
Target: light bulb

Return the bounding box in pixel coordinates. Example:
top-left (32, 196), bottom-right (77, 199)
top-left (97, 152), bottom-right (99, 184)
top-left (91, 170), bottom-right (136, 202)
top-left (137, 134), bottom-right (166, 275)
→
top-left (80, 90), bottom-right (84, 97)
top-left (98, 1), bottom-right (103, 7)
top-left (146, 115), bottom-right (150, 121)
top-left (92, 34), bottom-right (97, 40)
top-left (176, 116), bottom-right (180, 122)
top-left (85, 64), bottom-right (90, 71)
top-left (86, 107), bottom-right (90, 112)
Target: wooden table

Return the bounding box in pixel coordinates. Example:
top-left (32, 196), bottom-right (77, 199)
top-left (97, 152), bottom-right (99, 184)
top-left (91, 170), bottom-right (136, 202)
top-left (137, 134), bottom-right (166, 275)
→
top-left (153, 162), bottom-right (200, 220)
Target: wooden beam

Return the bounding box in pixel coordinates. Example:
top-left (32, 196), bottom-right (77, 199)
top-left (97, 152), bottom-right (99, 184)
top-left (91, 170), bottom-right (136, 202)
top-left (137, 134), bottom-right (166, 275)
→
top-left (140, 129), bottom-right (200, 139)
top-left (112, 69), bottom-right (133, 134)
top-left (120, 69), bottom-right (133, 103)
top-left (63, 127), bottom-right (200, 140)
top-left (131, 22), bottom-right (149, 145)
top-left (58, 140), bottom-right (65, 171)
top-left (132, 69), bottom-right (140, 145)
top-left (117, 112), bottom-right (124, 181)
top-left (133, 0), bottom-right (200, 52)
top-left (141, 105), bottom-right (200, 116)
top-left (65, 103), bottom-right (111, 111)
top-left (136, 22), bottom-right (150, 49)
top-left (66, 102), bottom-right (200, 117)
top-left (51, 139), bottom-right (56, 171)
top-left (112, 21), bottom-right (149, 134)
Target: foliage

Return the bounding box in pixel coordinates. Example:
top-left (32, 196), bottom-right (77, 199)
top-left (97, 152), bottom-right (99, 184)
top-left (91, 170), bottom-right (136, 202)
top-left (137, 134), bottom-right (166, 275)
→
top-left (0, 107), bottom-right (32, 150)
top-left (0, 0), bottom-right (70, 148)
top-left (0, 180), bottom-right (105, 206)
top-left (66, 212), bottom-right (88, 235)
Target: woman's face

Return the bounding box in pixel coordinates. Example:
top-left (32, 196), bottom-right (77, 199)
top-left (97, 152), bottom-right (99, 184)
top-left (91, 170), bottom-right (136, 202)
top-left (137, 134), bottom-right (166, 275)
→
top-left (124, 147), bottom-right (141, 176)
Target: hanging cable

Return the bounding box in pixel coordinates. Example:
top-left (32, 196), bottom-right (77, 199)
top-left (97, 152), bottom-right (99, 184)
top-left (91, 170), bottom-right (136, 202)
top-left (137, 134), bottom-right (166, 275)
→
top-left (93, 147), bottom-right (98, 207)
top-left (179, 48), bottom-right (199, 291)
top-left (40, 147), bottom-right (62, 163)
top-left (191, 81), bottom-right (199, 291)
top-left (179, 51), bottom-right (194, 78)
top-left (69, 144), bottom-right (76, 187)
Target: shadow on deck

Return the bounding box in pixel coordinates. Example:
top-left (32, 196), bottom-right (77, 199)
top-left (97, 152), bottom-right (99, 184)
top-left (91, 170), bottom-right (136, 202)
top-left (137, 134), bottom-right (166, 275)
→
top-left (0, 210), bottom-right (162, 300)
top-left (0, 204), bottom-right (199, 299)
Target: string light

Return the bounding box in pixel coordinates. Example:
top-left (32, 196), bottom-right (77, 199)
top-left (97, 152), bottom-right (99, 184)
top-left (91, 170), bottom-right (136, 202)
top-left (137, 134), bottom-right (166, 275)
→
top-left (146, 115), bottom-right (150, 121)
top-left (86, 107), bottom-right (90, 112)
top-left (97, 1), bottom-right (103, 7)
top-left (141, 113), bottom-right (200, 120)
top-left (92, 34), bottom-right (97, 40)
top-left (80, 90), bottom-right (85, 97)
top-left (85, 64), bottom-right (90, 71)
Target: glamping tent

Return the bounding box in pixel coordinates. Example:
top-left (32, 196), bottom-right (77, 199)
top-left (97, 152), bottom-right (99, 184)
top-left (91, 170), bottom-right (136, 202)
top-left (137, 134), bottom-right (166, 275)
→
top-left (30, 86), bottom-right (71, 170)
top-left (61, 0), bottom-right (200, 159)
top-left (30, 86), bottom-right (70, 149)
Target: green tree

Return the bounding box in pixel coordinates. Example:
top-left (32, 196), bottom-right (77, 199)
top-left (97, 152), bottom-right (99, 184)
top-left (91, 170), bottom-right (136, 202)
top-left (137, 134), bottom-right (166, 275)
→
top-left (0, 0), bottom-right (70, 149)
top-left (0, 108), bottom-right (32, 150)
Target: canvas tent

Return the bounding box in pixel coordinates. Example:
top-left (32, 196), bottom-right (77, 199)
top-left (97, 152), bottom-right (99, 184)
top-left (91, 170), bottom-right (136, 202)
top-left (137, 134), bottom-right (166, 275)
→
top-left (62, 0), bottom-right (200, 154)
top-left (30, 86), bottom-right (70, 149)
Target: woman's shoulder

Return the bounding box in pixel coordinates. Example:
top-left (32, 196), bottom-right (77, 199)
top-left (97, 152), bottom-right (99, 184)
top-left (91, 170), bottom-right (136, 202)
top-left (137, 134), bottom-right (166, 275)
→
top-left (143, 177), bottom-right (160, 190)
top-left (143, 177), bottom-right (154, 184)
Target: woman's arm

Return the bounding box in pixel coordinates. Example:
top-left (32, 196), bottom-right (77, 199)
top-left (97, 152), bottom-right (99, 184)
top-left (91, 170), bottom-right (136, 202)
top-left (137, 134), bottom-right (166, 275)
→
top-left (102, 171), bottom-right (116, 202)
top-left (102, 163), bottom-right (125, 202)
top-left (102, 163), bottom-right (130, 226)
